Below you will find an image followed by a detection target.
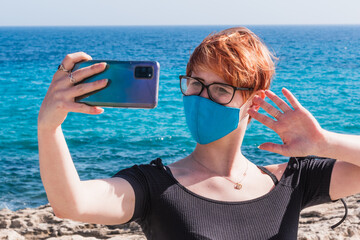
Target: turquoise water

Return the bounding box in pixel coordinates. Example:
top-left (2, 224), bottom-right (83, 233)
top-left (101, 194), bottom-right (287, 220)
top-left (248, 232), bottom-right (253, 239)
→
top-left (0, 26), bottom-right (359, 211)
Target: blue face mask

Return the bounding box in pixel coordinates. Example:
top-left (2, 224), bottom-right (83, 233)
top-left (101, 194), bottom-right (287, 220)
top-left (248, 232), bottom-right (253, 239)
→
top-left (183, 95), bottom-right (249, 145)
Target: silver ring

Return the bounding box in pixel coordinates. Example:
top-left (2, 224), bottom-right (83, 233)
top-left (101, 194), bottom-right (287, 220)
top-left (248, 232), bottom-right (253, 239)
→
top-left (57, 64), bottom-right (70, 73)
top-left (68, 73), bottom-right (76, 84)
top-left (274, 110), bottom-right (282, 119)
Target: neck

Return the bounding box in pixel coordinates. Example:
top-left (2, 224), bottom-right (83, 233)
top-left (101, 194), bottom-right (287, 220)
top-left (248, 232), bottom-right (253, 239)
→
top-left (191, 122), bottom-right (249, 177)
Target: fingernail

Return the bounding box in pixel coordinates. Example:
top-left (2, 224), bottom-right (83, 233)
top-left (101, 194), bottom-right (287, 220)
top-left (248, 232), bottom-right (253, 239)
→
top-left (95, 107), bottom-right (104, 113)
top-left (253, 96), bottom-right (261, 103)
top-left (101, 79), bottom-right (108, 83)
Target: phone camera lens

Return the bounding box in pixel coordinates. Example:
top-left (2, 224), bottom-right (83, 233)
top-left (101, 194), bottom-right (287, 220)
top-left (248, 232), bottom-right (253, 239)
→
top-left (135, 66), bottom-right (153, 79)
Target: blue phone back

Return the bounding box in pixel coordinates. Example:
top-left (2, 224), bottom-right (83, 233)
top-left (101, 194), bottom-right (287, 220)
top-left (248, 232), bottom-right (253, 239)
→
top-left (73, 60), bottom-right (159, 108)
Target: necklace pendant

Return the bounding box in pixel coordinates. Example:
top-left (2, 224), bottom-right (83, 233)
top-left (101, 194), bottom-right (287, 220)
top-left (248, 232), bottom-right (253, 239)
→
top-left (234, 183), bottom-right (242, 190)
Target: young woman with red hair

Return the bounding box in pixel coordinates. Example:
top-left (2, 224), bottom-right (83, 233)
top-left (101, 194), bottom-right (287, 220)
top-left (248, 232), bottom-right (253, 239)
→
top-left (38, 27), bottom-right (360, 239)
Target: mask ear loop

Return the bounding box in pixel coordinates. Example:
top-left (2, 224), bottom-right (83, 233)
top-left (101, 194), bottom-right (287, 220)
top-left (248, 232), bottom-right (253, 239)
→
top-left (330, 198), bottom-right (348, 229)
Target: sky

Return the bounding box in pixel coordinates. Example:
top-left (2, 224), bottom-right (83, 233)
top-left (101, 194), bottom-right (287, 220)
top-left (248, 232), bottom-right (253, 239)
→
top-left (0, 0), bottom-right (359, 26)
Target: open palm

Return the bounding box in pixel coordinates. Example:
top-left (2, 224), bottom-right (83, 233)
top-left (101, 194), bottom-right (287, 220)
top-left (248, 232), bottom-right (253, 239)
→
top-left (248, 88), bottom-right (326, 157)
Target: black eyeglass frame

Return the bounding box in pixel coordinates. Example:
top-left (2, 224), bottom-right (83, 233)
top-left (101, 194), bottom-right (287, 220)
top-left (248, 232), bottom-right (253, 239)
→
top-left (179, 75), bottom-right (254, 105)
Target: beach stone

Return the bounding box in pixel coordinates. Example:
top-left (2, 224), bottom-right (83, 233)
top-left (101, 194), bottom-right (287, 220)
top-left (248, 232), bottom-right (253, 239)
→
top-left (355, 209), bottom-right (360, 218)
top-left (16, 208), bottom-right (33, 216)
top-left (75, 229), bottom-right (106, 238)
top-left (108, 235), bottom-right (146, 240)
top-left (0, 219), bottom-right (11, 228)
top-left (107, 229), bottom-right (123, 235)
top-left (26, 220), bottom-right (33, 227)
top-left (37, 223), bottom-right (50, 231)
top-left (346, 228), bottom-right (355, 237)
top-left (301, 210), bottom-right (322, 218)
top-left (0, 229), bottom-right (25, 240)
top-left (59, 227), bottom-right (72, 236)
top-left (0, 209), bottom-right (12, 217)
top-left (47, 235), bottom-right (98, 240)
top-left (96, 228), bottom-right (108, 237)
top-left (9, 219), bottom-right (26, 228)
top-left (60, 221), bottom-right (77, 230)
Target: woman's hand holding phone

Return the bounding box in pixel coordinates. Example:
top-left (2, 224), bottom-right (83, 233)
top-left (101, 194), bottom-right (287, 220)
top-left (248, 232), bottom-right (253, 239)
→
top-left (38, 52), bottom-right (108, 131)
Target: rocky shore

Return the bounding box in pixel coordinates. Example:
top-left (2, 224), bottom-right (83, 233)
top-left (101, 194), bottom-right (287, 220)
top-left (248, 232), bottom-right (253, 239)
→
top-left (1, 194), bottom-right (359, 240)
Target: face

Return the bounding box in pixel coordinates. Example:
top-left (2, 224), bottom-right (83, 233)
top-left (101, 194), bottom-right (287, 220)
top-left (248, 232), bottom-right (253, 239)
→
top-left (191, 70), bottom-right (246, 108)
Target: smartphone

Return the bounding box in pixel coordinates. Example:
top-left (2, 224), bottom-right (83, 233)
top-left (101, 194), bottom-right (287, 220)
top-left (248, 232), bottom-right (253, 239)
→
top-left (72, 60), bottom-right (160, 108)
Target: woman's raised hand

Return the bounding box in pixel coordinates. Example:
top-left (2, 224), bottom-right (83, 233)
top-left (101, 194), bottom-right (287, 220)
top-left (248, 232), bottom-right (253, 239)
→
top-left (38, 52), bottom-right (108, 131)
top-left (248, 88), bottom-right (326, 157)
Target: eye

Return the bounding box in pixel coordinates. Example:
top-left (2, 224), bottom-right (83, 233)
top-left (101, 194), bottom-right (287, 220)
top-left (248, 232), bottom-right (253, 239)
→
top-left (219, 87), bottom-right (230, 94)
top-left (189, 80), bottom-right (202, 87)
top-left (213, 85), bottom-right (231, 95)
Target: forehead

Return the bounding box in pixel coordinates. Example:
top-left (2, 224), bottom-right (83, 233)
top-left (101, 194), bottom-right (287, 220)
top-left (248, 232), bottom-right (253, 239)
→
top-left (191, 70), bottom-right (227, 85)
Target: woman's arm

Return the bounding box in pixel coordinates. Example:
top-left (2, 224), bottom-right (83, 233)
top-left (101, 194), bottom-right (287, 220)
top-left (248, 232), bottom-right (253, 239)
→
top-left (248, 88), bottom-right (360, 200)
top-left (38, 52), bottom-right (135, 224)
top-left (317, 131), bottom-right (360, 166)
top-left (318, 131), bottom-right (360, 200)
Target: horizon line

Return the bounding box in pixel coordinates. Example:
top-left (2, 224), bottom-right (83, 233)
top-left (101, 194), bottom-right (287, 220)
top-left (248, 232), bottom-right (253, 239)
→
top-left (1, 23), bottom-right (360, 27)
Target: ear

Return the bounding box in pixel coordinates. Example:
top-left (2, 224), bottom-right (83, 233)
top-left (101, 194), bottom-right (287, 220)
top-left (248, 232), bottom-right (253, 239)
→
top-left (249, 90), bottom-right (266, 112)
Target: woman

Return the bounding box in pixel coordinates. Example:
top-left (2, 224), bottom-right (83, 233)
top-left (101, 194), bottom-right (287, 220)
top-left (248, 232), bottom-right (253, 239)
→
top-left (38, 27), bottom-right (360, 239)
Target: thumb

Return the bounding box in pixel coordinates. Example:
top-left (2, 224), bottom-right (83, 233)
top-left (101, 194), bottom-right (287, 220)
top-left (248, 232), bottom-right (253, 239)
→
top-left (258, 142), bottom-right (289, 156)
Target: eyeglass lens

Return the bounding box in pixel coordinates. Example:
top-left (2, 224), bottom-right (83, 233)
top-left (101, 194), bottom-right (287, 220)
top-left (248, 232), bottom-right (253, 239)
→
top-left (180, 77), bottom-right (234, 104)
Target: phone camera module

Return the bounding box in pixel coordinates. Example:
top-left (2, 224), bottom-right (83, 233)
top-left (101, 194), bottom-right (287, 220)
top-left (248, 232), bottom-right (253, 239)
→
top-left (135, 66), bottom-right (153, 79)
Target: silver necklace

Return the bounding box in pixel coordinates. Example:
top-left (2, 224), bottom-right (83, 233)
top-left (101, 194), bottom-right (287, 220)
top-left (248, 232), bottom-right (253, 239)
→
top-left (191, 154), bottom-right (249, 190)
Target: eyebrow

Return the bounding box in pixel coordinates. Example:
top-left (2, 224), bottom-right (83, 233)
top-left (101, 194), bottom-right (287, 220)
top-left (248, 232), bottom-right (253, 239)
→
top-left (190, 76), bottom-right (232, 86)
top-left (190, 76), bottom-right (206, 82)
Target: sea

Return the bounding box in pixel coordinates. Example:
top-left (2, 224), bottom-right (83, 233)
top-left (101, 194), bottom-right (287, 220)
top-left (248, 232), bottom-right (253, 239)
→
top-left (0, 25), bottom-right (359, 211)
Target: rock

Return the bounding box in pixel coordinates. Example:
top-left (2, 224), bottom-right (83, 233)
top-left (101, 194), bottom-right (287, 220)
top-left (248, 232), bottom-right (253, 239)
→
top-left (0, 208), bottom-right (12, 215)
top-left (0, 229), bottom-right (25, 240)
top-left (301, 210), bottom-right (322, 218)
top-left (355, 208), bottom-right (360, 218)
top-left (108, 235), bottom-right (146, 240)
top-left (10, 219), bottom-right (27, 228)
top-left (59, 227), bottom-right (72, 236)
top-left (37, 223), bottom-right (49, 232)
top-left (0, 220), bottom-right (11, 228)
top-left (47, 235), bottom-right (98, 240)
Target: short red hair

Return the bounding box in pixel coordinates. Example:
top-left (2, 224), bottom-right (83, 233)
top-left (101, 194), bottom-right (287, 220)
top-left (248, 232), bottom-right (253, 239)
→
top-left (186, 27), bottom-right (276, 101)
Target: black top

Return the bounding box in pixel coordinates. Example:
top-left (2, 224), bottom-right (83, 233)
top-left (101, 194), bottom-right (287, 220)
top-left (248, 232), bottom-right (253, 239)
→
top-left (112, 156), bottom-right (336, 240)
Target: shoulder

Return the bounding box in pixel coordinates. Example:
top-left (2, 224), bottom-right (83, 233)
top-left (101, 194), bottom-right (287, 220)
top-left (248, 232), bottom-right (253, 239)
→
top-left (111, 158), bottom-right (175, 198)
top-left (112, 158), bottom-right (167, 179)
top-left (264, 156), bottom-right (337, 185)
top-left (263, 162), bottom-right (288, 182)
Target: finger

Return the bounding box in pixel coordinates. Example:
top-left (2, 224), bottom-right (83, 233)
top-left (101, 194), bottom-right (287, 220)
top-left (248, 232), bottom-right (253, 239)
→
top-left (248, 109), bottom-right (276, 130)
top-left (265, 90), bottom-right (292, 112)
top-left (282, 88), bottom-right (302, 110)
top-left (253, 96), bottom-right (283, 119)
top-left (61, 52), bottom-right (92, 72)
top-left (67, 79), bottom-right (108, 98)
top-left (70, 62), bottom-right (107, 84)
top-left (258, 142), bottom-right (289, 156)
top-left (67, 102), bottom-right (104, 115)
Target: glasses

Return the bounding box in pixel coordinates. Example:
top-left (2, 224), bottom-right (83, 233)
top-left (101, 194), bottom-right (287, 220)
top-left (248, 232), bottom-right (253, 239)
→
top-left (179, 75), bottom-right (253, 105)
